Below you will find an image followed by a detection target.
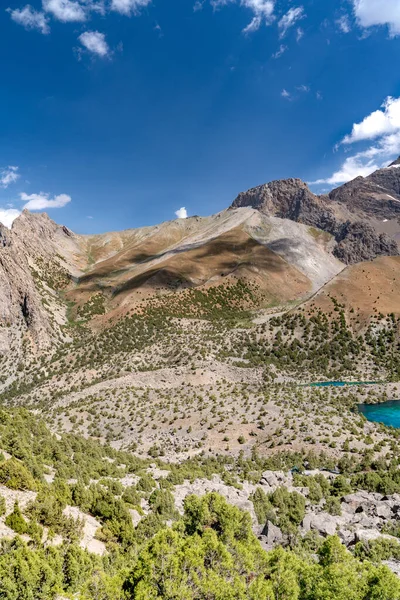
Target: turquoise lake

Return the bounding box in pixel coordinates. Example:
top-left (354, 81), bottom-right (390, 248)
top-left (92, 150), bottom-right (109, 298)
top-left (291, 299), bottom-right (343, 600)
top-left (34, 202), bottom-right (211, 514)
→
top-left (358, 400), bottom-right (400, 428)
top-left (308, 381), bottom-right (377, 388)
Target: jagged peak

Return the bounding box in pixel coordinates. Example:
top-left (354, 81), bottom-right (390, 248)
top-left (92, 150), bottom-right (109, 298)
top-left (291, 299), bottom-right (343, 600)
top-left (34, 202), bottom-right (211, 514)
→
top-left (388, 156), bottom-right (400, 167)
top-left (13, 209), bottom-right (54, 227)
top-left (11, 210), bottom-right (73, 240)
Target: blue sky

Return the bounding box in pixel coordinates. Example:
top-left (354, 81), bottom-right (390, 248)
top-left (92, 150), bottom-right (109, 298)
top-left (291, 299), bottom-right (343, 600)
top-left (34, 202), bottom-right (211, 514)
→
top-left (0, 0), bottom-right (400, 233)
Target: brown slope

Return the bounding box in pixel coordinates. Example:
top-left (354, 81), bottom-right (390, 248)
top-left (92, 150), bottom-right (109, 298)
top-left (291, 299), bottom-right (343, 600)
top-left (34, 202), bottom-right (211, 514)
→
top-left (66, 209), bottom-right (344, 319)
top-left (300, 256), bottom-right (400, 321)
top-left (78, 216), bottom-right (212, 269)
top-left (112, 226), bottom-right (312, 304)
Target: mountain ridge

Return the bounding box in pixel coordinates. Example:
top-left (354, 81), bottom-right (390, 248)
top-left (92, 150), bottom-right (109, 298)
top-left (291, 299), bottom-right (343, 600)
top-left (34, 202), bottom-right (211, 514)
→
top-left (1, 161), bottom-right (400, 359)
top-left (231, 159), bottom-right (400, 264)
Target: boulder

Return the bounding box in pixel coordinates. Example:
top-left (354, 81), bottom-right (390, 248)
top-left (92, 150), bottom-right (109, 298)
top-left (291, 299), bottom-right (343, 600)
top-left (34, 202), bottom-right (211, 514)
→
top-left (259, 470), bottom-right (291, 489)
top-left (302, 512), bottom-right (338, 537)
top-left (338, 528), bottom-right (355, 546)
top-left (261, 520), bottom-right (284, 546)
top-left (351, 513), bottom-right (381, 529)
top-left (354, 529), bottom-right (397, 544)
top-left (376, 503), bottom-right (393, 519)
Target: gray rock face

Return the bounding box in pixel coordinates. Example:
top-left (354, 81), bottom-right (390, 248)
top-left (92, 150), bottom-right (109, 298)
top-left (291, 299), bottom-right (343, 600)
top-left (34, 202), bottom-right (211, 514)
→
top-left (0, 211), bottom-right (74, 353)
top-left (231, 160), bottom-right (400, 264)
top-left (334, 221), bottom-right (398, 264)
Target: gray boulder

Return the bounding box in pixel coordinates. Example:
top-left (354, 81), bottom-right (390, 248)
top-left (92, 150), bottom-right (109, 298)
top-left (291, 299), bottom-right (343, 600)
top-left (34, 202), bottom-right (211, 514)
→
top-left (302, 512), bottom-right (338, 537)
top-left (355, 529), bottom-right (397, 544)
top-left (261, 520), bottom-right (284, 547)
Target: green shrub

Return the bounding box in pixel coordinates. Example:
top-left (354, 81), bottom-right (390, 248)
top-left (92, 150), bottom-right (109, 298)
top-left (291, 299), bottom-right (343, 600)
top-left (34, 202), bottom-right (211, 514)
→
top-left (0, 458), bottom-right (36, 491)
top-left (0, 495), bottom-right (6, 516)
top-left (250, 487), bottom-right (275, 525)
top-left (5, 502), bottom-right (27, 534)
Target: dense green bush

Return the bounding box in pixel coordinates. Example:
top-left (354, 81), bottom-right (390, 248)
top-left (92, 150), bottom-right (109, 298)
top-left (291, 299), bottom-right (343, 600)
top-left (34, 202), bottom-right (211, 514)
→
top-left (5, 502), bottom-right (28, 534)
top-left (250, 487), bottom-right (275, 524)
top-left (0, 458), bottom-right (36, 491)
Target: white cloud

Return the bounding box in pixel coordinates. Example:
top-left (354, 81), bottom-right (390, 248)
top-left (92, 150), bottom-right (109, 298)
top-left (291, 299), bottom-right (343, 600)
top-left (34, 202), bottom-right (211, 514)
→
top-left (312, 95), bottom-right (400, 186)
top-left (0, 209), bottom-right (22, 229)
top-left (20, 192), bottom-right (71, 210)
top-left (281, 88), bottom-right (291, 99)
top-left (242, 16), bottom-right (261, 33)
top-left (272, 44), bottom-right (287, 58)
top-left (241, 0), bottom-right (274, 32)
top-left (79, 31), bottom-right (109, 57)
top-left (312, 155), bottom-right (380, 186)
top-left (336, 15), bottom-right (351, 33)
top-left (0, 166), bottom-right (20, 188)
top-left (42, 0), bottom-right (87, 21)
top-left (352, 0), bottom-right (400, 37)
top-left (342, 96), bottom-right (400, 144)
top-left (211, 0), bottom-right (274, 33)
top-left (8, 5), bottom-right (50, 33)
top-left (110, 0), bottom-right (150, 16)
top-left (278, 6), bottom-right (304, 38)
top-left (175, 207), bottom-right (188, 219)
top-left (297, 84), bottom-right (310, 92)
top-left (296, 26), bottom-right (303, 41)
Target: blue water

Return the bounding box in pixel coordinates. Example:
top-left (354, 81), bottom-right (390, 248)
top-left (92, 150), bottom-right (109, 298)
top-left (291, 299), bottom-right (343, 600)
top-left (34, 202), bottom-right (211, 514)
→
top-left (309, 381), bottom-right (377, 388)
top-left (358, 400), bottom-right (400, 428)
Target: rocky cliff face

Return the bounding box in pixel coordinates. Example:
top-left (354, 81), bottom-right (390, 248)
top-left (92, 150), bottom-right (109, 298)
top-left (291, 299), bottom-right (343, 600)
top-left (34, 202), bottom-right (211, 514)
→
top-left (231, 160), bottom-right (400, 264)
top-left (0, 212), bottom-right (76, 355)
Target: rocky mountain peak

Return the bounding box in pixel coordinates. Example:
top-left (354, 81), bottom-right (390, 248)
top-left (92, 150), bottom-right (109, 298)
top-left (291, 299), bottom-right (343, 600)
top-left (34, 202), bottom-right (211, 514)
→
top-left (388, 156), bottom-right (400, 167)
top-left (231, 164), bottom-right (400, 264)
top-left (12, 210), bottom-right (58, 238)
top-left (231, 177), bottom-right (316, 217)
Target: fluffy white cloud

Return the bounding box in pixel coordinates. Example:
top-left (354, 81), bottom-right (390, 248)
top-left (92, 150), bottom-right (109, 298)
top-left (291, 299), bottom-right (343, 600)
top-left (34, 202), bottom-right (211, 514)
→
top-left (342, 96), bottom-right (400, 144)
top-left (8, 5), bottom-right (50, 33)
top-left (110, 0), bottom-right (150, 16)
top-left (242, 0), bottom-right (274, 31)
top-left (20, 192), bottom-right (71, 210)
top-left (313, 96), bottom-right (400, 186)
top-left (42, 0), bottom-right (87, 21)
top-left (278, 6), bottom-right (304, 38)
top-left (175, 207), bottom-right (188, 219)
top-left (352, 0), bottom-right (400, 37)
top-left (313, 155), bottom-right (380, 186)
top-left (0, 209), bottom-right (22, 229)
top-left (79, 31), bottom-right (109, 56)
top-left (0, 166), bottom-right (20, 188)
top-left (281, 88), bottom-right (290, 99)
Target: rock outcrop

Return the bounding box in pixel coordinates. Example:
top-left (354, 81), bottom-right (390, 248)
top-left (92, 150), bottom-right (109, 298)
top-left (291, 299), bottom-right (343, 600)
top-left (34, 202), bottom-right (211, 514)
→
top-left (231, 159), bottom-right (400, 264)
top-left (0, 212), bottom-right (76, 355)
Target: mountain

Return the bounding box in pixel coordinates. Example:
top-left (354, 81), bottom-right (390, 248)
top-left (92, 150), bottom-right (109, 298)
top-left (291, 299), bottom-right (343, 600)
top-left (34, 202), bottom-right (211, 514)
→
top-left (2, 161), bottom-right (400, 360)
top-left (2, 160), bottom-right (400, 361)
top-left (231, 158), bottom-right (400, 264)
top-left (1, 165), bottom-right (400, 596)
top-left (0, 205), bottom-right (344, 355)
